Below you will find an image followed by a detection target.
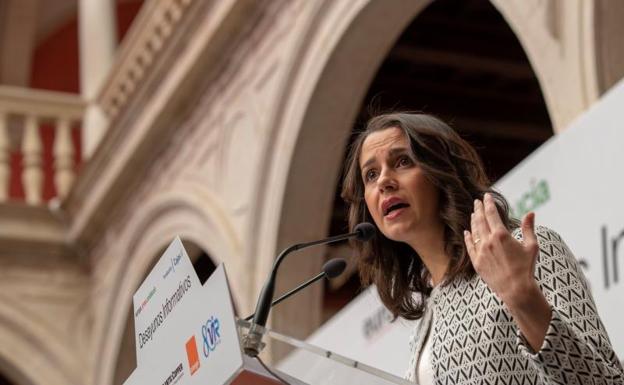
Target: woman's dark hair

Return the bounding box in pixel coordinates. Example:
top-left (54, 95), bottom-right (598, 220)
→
top-left (341, 112), bottom-right (517, 320)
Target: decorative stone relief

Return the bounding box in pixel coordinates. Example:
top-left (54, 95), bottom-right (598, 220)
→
top-left (219, 109), bottom-right (260, 220)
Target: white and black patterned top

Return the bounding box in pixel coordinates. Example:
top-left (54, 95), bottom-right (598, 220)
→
top-left (405, 226), bottom-right (624, 384)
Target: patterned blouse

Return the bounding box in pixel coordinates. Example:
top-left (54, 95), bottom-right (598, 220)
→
top-left (405, 226), bottom-right (624, 384)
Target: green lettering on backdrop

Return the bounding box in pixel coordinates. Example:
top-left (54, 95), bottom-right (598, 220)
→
top-left (510, 179), bottom-right (550, 219)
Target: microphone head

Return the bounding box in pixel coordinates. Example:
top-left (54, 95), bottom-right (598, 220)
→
top-left (322, 258), bottom-right (347, 279)
top-left (354, 222), bottom-right (376, 241)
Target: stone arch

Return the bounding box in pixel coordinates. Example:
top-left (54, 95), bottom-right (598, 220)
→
top-left (252, 0), bottom-right (603, 356)
top-left (94, 183), bottom-right (242, 385)
top-left (0, 298), bottom-right (80, 385)
top-left (252, 0), bottom-right (436, 356)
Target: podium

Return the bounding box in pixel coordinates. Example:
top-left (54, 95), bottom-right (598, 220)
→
top-left (124, 238), bottom-right (410, 385)
top-left (234, 319), bottom-right (411, 385)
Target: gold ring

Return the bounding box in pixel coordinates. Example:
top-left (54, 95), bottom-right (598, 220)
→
top-left (473, 238), bottom-right (481, 245)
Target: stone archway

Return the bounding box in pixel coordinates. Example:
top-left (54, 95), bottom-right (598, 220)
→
top-left (93, 185), bottom-right (242, 385)
top-left (253, 0), bottom-right (611, 360)
top-left (253, 0), bottom-right (435, 360)
top-left (0, 301), bottom-right (80, 385)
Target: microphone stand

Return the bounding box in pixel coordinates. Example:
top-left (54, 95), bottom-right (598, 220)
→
top-left (243, 232), bottom-right (359, 356)
top-left (242, 223), bottom-right (374, 357)
top-left (243, 271), bottom-right (325, 321)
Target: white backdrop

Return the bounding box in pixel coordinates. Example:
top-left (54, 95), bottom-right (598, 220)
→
top-left (495, 79), bottom-right (624, 355)
top-left (280, 78), bottom-right (624, 376)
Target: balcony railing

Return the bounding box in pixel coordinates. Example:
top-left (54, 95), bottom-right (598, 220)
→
top-left (0, 86), bottom-right (84, 205)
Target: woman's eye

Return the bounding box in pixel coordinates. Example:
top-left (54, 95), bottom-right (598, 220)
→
top-left (397, 156), bottom-right (412, 167)
top-left (365, 169), bottom-right (378, 182)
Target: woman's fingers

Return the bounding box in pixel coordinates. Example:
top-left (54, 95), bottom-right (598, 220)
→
top-left (464, 230), bottom-right (477, 261)
top-left (483, 193), bottom-right (506, 233)
top-left (521, 212), bottom-right (539, 255)
top-left (472, 198), bottom-right (491, 241)
top-left (467, 199), bottom-right (540, 303)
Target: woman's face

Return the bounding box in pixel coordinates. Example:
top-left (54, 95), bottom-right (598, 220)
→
top-left (359, 127), bottom-right (441, 243)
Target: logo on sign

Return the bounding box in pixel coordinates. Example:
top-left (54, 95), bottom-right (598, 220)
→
top-left (511, 178), bottom-right (550, 219)
top-left (161, 363), bottom-right (183, 385)
top-left (163, 251), bottom-right (183, 280)
top-left (201, 316), bottom-right (221, 358)
top-left (134, 286), bottom-right (157, 318)
top-left (185, 335), bottom-right (200, 375)
top-left (363, 305), bottom-right (393, 341)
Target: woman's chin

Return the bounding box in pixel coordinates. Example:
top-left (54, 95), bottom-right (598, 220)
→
top-left (381, 228), bottom-right (411, 243)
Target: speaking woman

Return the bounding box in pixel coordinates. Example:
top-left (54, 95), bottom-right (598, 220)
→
top-left (341, 112), bottom-right (623, 384)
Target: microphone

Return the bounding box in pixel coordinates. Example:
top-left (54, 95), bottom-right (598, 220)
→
top-left (242, 223), bottom-right (375, 356)
top-left (353, 222), bottom-right (375, 242)
top-left (323, 257), bottom-right (349, 278)
top-left (243, 258), bottom-right (347, 321)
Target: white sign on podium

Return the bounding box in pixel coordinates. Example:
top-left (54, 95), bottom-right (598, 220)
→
top-left (132, 238), bottom-right (202, 365)
top-left (125, 237), bottom-right (243, 385)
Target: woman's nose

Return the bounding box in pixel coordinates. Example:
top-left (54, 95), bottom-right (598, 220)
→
top-left (377, 169), bottom-right (397, 192)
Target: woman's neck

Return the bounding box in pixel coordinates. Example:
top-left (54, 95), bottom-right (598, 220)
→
top-left (406, 222), bottom-right (450, 286)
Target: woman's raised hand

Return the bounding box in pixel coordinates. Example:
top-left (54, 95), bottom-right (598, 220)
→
top-left (464, 193), bottom-right (553, 351)
top-left (463, 193), bottom-right (540, 307)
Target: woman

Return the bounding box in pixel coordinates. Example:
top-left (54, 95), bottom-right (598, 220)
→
top-left (341, 112), bottom-right (623, 384)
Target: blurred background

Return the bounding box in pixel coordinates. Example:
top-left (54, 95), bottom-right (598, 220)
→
top-left (0, 0), bottom-right (623, 384)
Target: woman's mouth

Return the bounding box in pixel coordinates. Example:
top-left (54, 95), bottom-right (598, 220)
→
top-left (384, 202), bottom-right (409, 219)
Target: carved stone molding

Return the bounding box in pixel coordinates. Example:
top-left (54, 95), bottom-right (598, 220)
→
top-left (98, 0), bottom-right (195, 120)
top-left (64, 0), bottom-right (266, 252)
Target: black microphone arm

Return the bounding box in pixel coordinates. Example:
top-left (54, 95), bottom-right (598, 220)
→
top-left (242, 223), bottom-right (375, 357)
top-left (243, 258), bottom-right (347, 321)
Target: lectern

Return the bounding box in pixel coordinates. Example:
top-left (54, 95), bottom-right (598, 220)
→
top-left (234, 319), bottom-right (412, 385)
top-left (123, 238), bottom-right (410, 385)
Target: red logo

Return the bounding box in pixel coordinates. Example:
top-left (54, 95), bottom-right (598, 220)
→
top-left (186, 336), bottom-right (200, 375)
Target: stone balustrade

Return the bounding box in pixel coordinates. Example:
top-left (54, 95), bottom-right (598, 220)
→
top-left (0, 86), bottom-right (84, 204)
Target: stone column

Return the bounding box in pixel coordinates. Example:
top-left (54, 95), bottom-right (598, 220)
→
top-left (78, 0), bottom-right (117, 157)
top-left (0, 0), bottom-right (38, 86)
top-left (0, 111), bottom-right (9, 202)
top-left (22, 115), bottom-right (43, 205)
top-left (53, 117), bottom-right (75, 199)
